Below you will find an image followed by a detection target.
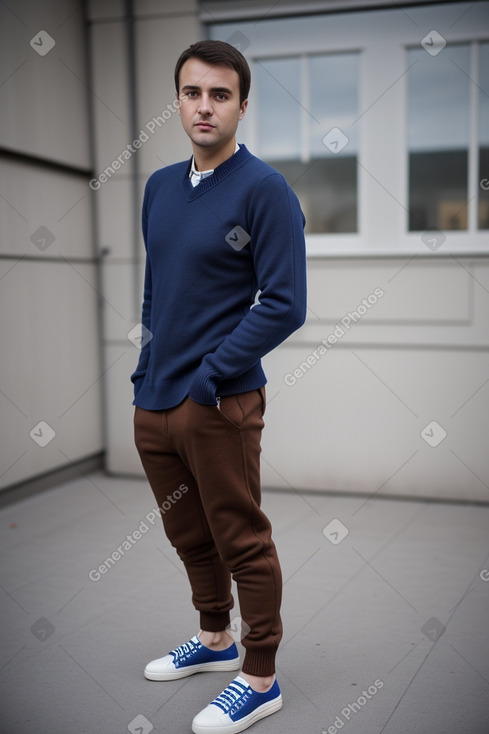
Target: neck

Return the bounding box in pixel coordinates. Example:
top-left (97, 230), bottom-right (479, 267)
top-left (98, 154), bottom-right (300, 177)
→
top-left (192, 137), bottom-right (236, 172)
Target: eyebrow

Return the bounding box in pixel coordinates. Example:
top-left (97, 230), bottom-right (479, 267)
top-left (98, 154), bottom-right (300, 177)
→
top-left (181, 84), bottom-right (233, 95)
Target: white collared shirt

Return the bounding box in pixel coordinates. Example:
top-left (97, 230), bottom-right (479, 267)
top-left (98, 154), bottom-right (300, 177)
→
top-left (189, 143), bottom-right (240, 187)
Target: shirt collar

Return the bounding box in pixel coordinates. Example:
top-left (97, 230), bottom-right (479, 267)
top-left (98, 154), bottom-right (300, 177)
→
top-left (189, 143), bottom-right (240, 186)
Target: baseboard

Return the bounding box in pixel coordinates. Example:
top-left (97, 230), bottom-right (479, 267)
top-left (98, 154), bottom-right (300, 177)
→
top-left (0, 453), bottom-right (104, 509)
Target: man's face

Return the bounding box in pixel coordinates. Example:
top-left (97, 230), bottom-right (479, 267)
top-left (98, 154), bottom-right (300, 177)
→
top-left (177, 57), bottom-right (247, 153)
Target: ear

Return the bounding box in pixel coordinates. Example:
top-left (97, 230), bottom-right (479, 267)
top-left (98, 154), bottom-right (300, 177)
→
top-left (238, 98), bottom-right (248, 121)
top-left (176, 91), bottom-right (181, 115)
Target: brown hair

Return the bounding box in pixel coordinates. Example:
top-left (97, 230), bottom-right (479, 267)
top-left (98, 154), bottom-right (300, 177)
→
top-left (174, 40), bottom-right (251, 105)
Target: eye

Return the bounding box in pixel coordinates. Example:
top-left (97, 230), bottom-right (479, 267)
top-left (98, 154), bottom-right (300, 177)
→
top-left (216, 93), bottom-right (228, 101)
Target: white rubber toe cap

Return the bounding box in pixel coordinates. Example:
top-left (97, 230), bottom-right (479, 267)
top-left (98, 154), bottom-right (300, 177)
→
top-left (192, 704), bottom-right (229, 732)
top-left (192, 696), bottom-right (283, 734)
top-left (144, 654), bottom-right (177, 680)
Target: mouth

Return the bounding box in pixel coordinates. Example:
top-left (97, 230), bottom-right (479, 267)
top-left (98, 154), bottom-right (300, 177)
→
top-left (195, 122), bottom-right (215, 130)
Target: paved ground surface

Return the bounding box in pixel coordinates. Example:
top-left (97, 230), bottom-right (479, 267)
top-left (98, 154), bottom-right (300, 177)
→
top-left (1, 472), bottom-right (489, 734)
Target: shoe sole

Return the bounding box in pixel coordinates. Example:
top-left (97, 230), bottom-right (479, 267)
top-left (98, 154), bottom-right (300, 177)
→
top-left (191, 694), bottom-right (283, 734)
top-left (144, 658), bottom-right (241, 681)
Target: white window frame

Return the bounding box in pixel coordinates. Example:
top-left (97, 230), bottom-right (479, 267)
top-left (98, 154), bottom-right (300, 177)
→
top-left (210, 2), bottom-right (489, 256)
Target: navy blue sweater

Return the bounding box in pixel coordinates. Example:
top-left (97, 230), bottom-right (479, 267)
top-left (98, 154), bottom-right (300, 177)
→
top-left (131, 144), bottom-right (307, 409)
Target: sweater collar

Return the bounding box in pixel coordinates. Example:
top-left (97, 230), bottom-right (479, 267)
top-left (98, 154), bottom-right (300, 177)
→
top-left (183, 144), bottom-right (253, 200)
top-left (189, 142), bottom-right (240, 187)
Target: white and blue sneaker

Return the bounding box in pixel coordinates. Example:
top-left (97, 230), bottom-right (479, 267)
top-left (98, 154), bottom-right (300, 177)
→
top-left (144, 635), bottom-right (240, 681)
top-left (192, 675), bottom-right (282, 734)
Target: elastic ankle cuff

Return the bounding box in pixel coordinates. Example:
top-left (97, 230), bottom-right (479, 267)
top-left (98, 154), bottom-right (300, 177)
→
top-left (241, 647), bottom-right (277, 677)
top-left (199, 611), bottom-right (231, 633)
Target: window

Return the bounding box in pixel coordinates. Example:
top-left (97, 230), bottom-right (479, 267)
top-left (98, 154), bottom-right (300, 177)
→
top-left (407, 40), bottom-right (489, 235)
top-left (209, 1), bottom-right (489, 254)
top-left (253, 53), bottom-right (359, 234)
top-left (407, 44), bottom-right (470, 232)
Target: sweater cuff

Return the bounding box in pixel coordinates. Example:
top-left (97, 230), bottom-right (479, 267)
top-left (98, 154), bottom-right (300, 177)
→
top-left (189, 368), bottom-right (218, 405)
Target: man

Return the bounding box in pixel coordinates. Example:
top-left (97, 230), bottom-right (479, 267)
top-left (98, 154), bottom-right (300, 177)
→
top-left (131, 39), bottom-right (307, 734)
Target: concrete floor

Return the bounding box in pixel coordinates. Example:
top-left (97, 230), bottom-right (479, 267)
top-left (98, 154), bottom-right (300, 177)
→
top-left (1, 472), bottom-right (489, 734)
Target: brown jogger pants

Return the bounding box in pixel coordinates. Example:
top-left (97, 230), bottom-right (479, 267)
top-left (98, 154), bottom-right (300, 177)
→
top-left (133, 388), bottom-right (283, 677)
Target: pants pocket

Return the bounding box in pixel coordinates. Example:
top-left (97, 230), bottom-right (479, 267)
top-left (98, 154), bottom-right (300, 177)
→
top-left (216, 394), bottom-right (244, 429)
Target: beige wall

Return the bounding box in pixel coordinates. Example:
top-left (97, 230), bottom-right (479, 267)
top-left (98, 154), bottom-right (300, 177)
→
top-left (0, 0), bottom-right (103, 490)
top-left (261, 258), bottom-right (489, 501)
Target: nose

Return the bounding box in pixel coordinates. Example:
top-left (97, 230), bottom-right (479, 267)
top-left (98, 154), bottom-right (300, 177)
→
top-left (198, 93), bottom-right (213, 116)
